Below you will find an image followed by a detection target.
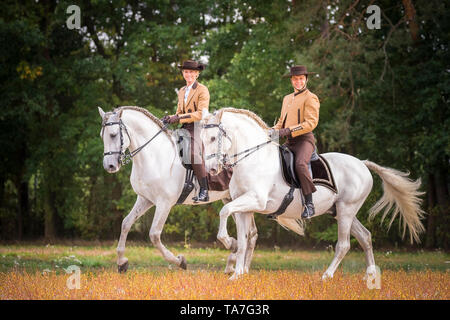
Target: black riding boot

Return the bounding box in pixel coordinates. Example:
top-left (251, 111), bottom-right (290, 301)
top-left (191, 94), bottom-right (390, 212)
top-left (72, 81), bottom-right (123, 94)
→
top-left (193, 177), bottom-right (209, 202)
top-left (301, 193), bottom-right (315, 219)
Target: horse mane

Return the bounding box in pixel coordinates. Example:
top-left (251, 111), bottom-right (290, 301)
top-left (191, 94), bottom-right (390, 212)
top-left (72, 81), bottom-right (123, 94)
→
top-left (113, 106), bottom-right (172, 136)
top-left (216, 107), bottom-right (270, 130)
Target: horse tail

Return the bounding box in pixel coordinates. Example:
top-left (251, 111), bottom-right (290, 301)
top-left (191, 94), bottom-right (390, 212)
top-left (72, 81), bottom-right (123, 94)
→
top-left (363, 160), bottom-right (426, 244)
top-left (276, 217), bottom-right (305, 236)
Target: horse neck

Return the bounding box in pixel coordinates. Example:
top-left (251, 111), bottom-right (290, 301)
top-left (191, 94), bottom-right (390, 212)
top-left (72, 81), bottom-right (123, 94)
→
top-left (121, 110), bottom-right (175, 167)
top-left (222, 112), bottom-right (273, 156)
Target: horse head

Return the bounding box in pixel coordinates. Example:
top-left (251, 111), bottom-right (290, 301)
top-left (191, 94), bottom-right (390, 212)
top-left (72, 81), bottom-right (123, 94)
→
top-left (201, 109), bottom-right (233, 175)
top-left (98, 107), bottom-right (131, 173)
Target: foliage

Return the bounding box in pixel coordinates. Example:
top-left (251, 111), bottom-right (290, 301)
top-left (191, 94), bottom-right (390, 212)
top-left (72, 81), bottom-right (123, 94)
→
top-left (0, 1), bottom-right (448, 248)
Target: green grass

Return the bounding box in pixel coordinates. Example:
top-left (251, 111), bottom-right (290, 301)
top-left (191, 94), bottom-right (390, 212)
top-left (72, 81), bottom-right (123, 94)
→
top-left (0, 243), bottom-right (448, 275)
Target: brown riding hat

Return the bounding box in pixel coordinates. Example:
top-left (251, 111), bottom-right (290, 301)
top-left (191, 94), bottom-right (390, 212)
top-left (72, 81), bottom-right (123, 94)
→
top-left (177, 60), bottom-right (205, 71)
top-left (283, 65), bottom-right (316, 78)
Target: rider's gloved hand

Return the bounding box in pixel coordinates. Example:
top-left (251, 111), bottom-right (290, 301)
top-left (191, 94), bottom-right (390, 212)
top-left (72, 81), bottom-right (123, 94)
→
top-left (269, 128), bottom-right (291, 140)
top-left (168, 115), bottom-right (180, 124)
top-left (279, 128), bottom-right (291, 138)
top-left (161, 115), bottom-right (170, 123)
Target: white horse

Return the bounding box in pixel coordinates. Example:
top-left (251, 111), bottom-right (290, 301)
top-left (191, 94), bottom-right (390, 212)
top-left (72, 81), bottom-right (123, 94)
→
top-left (200, 108), bottom-right (425, 280)
top-left (99, 106), bottom-right (235, 272)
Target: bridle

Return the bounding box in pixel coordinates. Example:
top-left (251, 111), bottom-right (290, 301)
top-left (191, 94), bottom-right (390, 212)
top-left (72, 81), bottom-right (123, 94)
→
top-left (102, 112), bottom-right (168, 166)
top-left (203, 122), bottom-right (277, 171)
top-left (202, 123), bottom-right (232, 170)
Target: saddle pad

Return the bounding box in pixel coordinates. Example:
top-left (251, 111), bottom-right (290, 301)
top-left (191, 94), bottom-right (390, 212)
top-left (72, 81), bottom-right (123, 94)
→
top-left (174, 129), bottom-right (192, 170)
top-left (208, 167), bottom-right (233, 191)
top-left (311, 155), bottom-right (338, 194)
top-left (279, 146), bottom-right (338, 194)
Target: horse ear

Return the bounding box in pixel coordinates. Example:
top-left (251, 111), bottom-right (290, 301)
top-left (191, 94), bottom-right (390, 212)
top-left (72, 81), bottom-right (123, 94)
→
top-left (202, 108), bottom-right (210, 120)
top-left (98, 106), bottom-right (105, 119)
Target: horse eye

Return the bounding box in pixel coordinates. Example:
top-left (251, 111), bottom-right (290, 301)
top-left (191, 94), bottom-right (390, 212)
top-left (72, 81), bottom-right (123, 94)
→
top-left (110, 133), bottom-right (117, 138)
top-left (211, 137), bottom-right (216, 142)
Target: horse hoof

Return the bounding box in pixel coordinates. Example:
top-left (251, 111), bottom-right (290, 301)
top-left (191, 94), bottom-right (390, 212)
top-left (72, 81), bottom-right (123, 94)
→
top-left (118, 261), bottom-right (129, 273)
top-left (321, 272), bottom-right (333, 281)
top-left (229, 272), bottom-right (243, 281)
top-left (224, 266), bottom-right (235, 275)
top-left (178, 255), bottom-right (187, 270)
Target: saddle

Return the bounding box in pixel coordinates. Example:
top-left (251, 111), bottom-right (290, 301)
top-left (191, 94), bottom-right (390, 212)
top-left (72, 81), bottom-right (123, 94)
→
top-left (268, 146), bottom-right (338, 219)
top-left (279, 145), bottom-right (338, 193)
top-left (174, 130), bottom-right (232, 204)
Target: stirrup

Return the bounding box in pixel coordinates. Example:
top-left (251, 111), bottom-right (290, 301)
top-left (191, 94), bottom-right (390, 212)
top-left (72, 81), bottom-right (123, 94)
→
top-left (193, 189), bottom-right (209, 203)
top-left (301, 204), bottom-right (315, 219)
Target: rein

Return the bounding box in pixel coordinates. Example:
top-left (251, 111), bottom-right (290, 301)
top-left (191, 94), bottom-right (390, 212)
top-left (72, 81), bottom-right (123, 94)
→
top-left (102, 113), bottom-right (169, 166)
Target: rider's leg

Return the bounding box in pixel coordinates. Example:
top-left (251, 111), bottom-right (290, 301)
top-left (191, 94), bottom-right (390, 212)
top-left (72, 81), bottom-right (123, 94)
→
top-left (288, 136), bottom-right (316, 218)
top-left (188, 125), bottom-right (209, 202)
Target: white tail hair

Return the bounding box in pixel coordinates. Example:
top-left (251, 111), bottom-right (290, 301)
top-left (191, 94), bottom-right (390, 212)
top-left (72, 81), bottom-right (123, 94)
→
top-left (276, 217), bottom-right (305, 236)
top-left (363, 160), bottom-right (426, 243)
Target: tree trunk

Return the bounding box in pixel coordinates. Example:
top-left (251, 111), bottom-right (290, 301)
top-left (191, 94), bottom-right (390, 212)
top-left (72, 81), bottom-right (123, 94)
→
top-left (320, 1), bottom-right (329, 39)
top-left (401, 0), bottom-right (419, 43)
top-left (105, 174), bottom-right (123, 238)
top-left (434, 168), bottom-right (449, 249)
top-left (17, 180), bottom-right (29, 240)
top-left (425, 173), bottom-right (436, 248)
top-left (44, 185), bottom-right (56, 241)
top-left (434, 168), bottom-right (449, 209)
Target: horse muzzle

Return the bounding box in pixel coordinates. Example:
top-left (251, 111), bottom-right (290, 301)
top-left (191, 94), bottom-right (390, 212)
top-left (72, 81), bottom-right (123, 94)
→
top-left (103, 157), bottom-right (120, 173)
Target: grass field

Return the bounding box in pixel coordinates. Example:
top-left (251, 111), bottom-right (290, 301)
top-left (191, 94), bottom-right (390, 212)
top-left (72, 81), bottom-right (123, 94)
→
top-left (0, 242), bottom-right (449, 299)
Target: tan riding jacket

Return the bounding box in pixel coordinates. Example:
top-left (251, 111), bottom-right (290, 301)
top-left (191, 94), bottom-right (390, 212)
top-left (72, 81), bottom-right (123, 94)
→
top-left (273, 89), bottom-right (320, 138)
top-left (175, 81), bottom-right (210, 124)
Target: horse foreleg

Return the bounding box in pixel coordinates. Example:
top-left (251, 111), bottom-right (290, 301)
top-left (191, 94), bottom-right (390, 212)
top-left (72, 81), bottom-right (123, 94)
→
top-left (217, 205), bottom-right (235, 250)
top-left (221, 199), bottom-right (238, 274)
top-left (243, 214), bottom-right (258, 274)
top-left (117, 195), bottom-right (153, 273)
top-left (224, 212), bottom-right (238, 274)
top-left (218, 192), bottom-right (264, 252)
top-left (149, 202), bottom-right (186, 269)
top-left (230, 212), bottom-right (253, 280)
top-left (218, 192), bottom-right (265, 280)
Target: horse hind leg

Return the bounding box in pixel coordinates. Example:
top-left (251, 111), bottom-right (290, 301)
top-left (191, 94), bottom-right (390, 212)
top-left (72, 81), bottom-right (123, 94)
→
top-left (322, 202), bottom-right (355, 280)
top-left (224, 212), bottom-right (238, 274)
top-left (243, 214), bottom-right (258, 274)
top-left (350, 217), bottom-right (377, 277)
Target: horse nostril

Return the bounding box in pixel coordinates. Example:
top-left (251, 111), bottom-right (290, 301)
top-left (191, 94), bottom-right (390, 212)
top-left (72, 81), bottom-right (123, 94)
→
top-left (109, 164), bottom-right (115, 170)
top-left (210, 168), bottom-right (217, 175)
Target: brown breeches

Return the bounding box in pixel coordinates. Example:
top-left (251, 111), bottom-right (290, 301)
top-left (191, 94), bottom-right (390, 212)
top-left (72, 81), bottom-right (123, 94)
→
top-left (285, 132), bottom-right (317, 195)
top-left (183, 123), bottom-right (207, 179)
